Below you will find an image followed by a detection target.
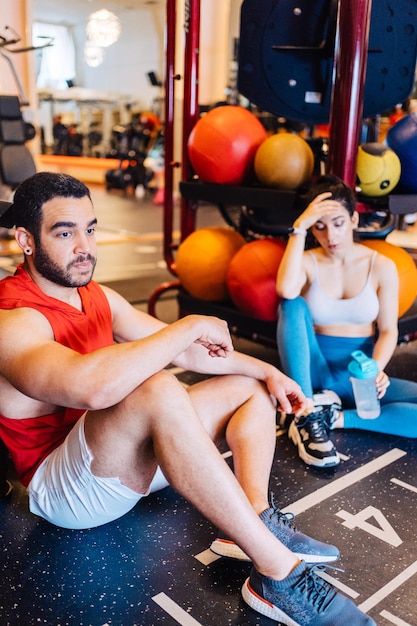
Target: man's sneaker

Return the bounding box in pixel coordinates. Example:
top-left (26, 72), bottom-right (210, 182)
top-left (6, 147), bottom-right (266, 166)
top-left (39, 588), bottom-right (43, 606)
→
top-left (313, 389), bottom-right (342, 430)
top-left (210, 498), bottom-right (339, 563)
top-left (242, 562), bottom-right (376, 626)
top-left (289, 409), bottom-right (340, 467)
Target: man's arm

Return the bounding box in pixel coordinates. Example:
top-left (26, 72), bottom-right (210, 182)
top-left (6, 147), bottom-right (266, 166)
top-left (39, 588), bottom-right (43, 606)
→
top-left (107, 287), bottom-right (307, 416)
top-left (0, 301), bottom-right (235, 413)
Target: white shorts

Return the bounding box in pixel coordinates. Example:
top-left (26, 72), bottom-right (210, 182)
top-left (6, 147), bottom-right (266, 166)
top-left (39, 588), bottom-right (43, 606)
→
top-left (28, 413), bottom-right (169, 529)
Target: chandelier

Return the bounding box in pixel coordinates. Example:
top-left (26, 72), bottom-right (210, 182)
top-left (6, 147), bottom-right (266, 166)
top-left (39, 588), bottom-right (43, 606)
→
top-left (86, 9), bottom-right (121, 48)
top-left (84, 41), bottom-right (105, 68)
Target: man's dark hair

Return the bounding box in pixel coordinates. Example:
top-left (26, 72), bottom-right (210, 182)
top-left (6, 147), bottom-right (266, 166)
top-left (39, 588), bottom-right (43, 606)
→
top-left (12, 172), bottom-right (91, 242)
top-left (308, 174), bottom-right (356, 216)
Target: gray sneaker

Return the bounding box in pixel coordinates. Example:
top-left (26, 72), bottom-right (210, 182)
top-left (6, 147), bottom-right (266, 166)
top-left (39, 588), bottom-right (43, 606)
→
top-left (242, 562), bottom-right (376, 625)
top-left (210, 498), bottom-right (339, 563)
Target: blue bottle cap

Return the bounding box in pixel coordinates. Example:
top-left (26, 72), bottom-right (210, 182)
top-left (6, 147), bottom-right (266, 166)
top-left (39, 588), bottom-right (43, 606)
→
top-left (348, 350), bottom-right (378, 379)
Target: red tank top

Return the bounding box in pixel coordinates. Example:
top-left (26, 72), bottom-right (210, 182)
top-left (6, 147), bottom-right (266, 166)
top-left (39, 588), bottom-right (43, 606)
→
top-left (0, 264), bottom-right (114, 486)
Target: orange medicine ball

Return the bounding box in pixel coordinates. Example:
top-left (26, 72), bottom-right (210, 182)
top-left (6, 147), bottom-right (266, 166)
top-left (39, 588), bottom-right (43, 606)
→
top-left (176, 227), bottom-right (246, 301)
top-left (362, 239), bottom-right (417, 316)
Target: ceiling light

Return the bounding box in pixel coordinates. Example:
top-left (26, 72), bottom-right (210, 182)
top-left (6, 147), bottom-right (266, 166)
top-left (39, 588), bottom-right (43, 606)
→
top-left (86, 9), bottom-right (121, 48)
top-left (84, 41), bottom-right (105, 67)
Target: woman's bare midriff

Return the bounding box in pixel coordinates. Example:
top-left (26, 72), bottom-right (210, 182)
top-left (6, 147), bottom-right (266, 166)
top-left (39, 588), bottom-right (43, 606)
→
top-left (314, 322), bottom-right (375, 337)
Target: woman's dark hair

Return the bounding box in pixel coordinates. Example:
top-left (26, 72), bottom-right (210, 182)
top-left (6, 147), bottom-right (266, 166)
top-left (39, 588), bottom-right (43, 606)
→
top-left (12, 172), bottom-right (91, 242)
top-left (307, 174), bottom-right (356, 216)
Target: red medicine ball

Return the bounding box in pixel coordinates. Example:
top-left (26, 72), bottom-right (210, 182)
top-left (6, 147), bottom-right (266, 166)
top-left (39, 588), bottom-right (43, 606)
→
top-left (227, 238), bottom-right (286, 321)
top-left (187, 106), bottom-right (267, 185)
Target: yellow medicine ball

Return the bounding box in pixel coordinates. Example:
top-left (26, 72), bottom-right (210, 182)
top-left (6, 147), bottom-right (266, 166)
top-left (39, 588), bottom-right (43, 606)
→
top-left (356, 143), bottom-right (401, 196)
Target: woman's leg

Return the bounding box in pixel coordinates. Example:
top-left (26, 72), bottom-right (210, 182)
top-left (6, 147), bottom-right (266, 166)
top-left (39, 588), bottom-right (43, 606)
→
top-left (342, 377), bottom-right (417, 437)
top-left (277, 297), bottom-right (332, 397)
top-left (277, 298), bottom-right (340, 467)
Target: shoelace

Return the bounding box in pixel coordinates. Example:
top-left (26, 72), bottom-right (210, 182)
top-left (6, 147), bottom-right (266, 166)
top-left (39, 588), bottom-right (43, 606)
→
top-left (319, 403), bottom-right (342, 431)
top-left (268, 494), bottom-right (297, 529)
top-left (293, 564), bottom-right (343, 612)
top-left (297, 409), bottom-right (330, 443)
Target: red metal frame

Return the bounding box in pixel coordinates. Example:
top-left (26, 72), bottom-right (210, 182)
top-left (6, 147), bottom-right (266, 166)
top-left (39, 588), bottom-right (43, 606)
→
top-left (180, 0), bottom-right (201, 239)
top-left (160, 0), bottom-right (178, 275)
top-left (327, 0), bottom-right (373, 186)
top-left (161, 0), bottom-right (201, 279)
top-left (148, 0), bottom-right (201, 316)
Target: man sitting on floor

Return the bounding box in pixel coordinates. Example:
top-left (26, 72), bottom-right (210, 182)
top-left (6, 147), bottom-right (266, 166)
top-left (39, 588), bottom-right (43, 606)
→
top-left (0, 172), bottom-right (374, 625)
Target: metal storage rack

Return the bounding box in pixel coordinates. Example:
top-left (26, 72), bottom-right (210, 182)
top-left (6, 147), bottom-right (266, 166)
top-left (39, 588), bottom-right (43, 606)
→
top-left (148, 0), bottom-right (417, 344)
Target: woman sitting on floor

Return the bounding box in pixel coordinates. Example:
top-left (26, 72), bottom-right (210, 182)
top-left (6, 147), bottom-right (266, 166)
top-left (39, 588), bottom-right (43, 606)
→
top-left (276, 174), bottom-right (417, 468)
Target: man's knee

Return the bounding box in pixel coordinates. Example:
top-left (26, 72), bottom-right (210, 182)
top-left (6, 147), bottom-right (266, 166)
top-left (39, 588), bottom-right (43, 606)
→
top-left (118, 369), bottom-right (183, 415)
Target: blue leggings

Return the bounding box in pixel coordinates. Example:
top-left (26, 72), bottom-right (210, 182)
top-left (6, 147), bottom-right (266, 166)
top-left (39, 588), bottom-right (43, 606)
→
top-left (276, 297), bottom-right (417, 437)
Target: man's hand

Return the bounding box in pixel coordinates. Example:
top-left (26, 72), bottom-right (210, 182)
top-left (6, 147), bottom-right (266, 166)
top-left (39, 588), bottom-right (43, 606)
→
top-left (193, 316), bottom-right (234, 358)
top-left (267, 372), bottom-right (307, 417)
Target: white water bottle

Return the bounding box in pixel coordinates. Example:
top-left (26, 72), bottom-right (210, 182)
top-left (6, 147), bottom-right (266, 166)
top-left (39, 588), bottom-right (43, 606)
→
top-left (348, 350), bottom-right (380, 419)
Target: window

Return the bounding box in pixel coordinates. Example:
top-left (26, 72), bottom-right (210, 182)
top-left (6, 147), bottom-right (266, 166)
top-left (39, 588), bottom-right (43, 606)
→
top-left (33, 22), bottom-right (76, 89)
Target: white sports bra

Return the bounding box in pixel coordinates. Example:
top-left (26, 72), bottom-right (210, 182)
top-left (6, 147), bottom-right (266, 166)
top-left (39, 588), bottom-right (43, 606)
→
top-left (303, 251), bottom-right (379, 326)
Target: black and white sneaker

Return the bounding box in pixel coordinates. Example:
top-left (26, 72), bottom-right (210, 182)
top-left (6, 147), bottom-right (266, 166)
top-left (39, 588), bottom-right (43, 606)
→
top-left (289, 408), bottom-right (340, 467)
top-left (313, 390), bottom-right (342, 430)
top-left (279, 390), bottom-right (341, 433)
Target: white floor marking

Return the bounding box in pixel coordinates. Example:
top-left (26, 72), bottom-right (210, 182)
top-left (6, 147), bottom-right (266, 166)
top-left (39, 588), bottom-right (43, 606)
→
top-left (380, 610), bottom-right (413, 626)
top-left (359, 560), bottom-right (417, 612)
top-left (282, 448), bottom-right (407, 515)
top-left (317, 570), bottom-right (359, 599)
top-left (338, 451), bottom-right (350, 461)
top-left (194, 549), bottom-right (220, 565)
top-left (152, 592), bottom-right (203, 625)
top-left (336, 506), bottom-right (402, 547)
top-left (391, 477), bottom-right (417, 493)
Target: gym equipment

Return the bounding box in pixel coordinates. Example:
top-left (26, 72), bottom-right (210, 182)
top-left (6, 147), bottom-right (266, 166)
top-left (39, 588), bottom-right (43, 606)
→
top-left (238, 0), bottom-right (417, 126)
top-left (362, 239), bottom-right (417, 317)
top-left (356, 143), bottom-right (401, 197)
top-left (386, 114), bottom-right (417, 193)
top-left (227, 238), bottom-right (286, 321)
top-left (254, 133), bottom-right (315, 190)
top-left (175, 227), bottom-right (246, 301)
top-left (0, 26), bottom-right (52, 196)
top-left (187, 105), bottom-right (267, 185)
top-left (105, 152), bottom-right (146, 193)
top-left (0, 95), bottom-right (36, 194)
top-left (147, 0), bottom-right (417, 347)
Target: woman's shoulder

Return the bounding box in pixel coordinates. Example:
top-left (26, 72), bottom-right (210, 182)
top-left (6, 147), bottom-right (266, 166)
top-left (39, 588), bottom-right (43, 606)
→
top-left (355, 242), bottom-right (390, 261)
top-left (355, 243), bottom-right (397, 278)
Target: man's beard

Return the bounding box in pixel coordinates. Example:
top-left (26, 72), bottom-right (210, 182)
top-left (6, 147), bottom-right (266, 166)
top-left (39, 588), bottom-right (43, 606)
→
top-left (33, 247), bottom-right (96, 288)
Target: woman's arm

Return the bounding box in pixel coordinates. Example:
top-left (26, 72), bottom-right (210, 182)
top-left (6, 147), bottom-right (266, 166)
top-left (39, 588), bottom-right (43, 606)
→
top-left (276, 227), bottom-right (309, 299)
top-left (276, 192), bottom-right (339, 298)
top-left (372, 254), bottom-right (399, 397)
